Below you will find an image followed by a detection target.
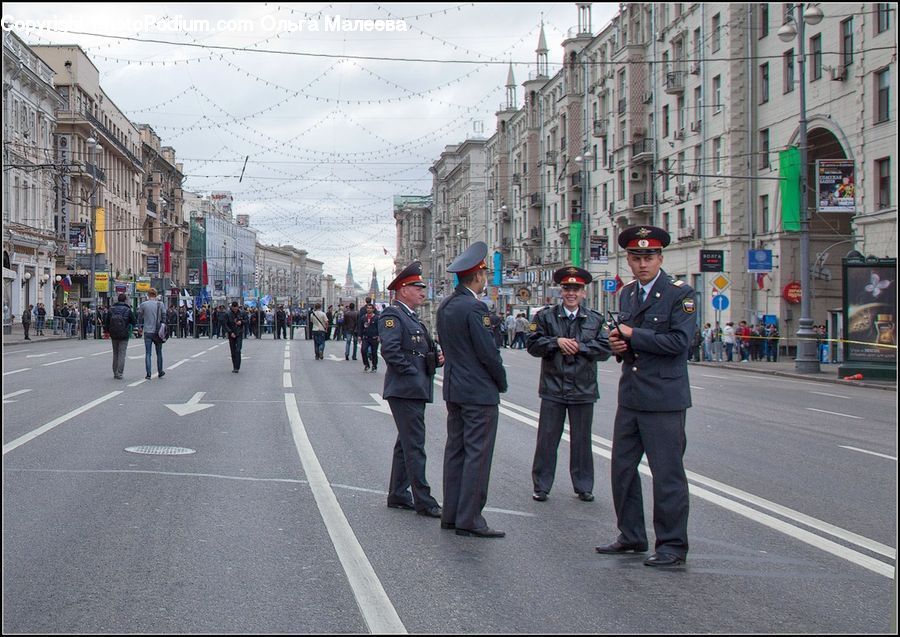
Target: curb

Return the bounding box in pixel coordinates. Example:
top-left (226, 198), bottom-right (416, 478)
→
top-left (690, 361), bottom-right (896, 391)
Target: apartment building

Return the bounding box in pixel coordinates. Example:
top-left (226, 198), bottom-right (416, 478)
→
top-left (2, 31), bottom-right (65, 324)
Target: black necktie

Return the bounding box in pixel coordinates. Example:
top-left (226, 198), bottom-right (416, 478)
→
top-left (640, 288), bottom-right (647, 304)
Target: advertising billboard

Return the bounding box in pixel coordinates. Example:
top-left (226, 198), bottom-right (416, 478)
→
top-left (816, 159), bottom-right (856, 213)
top-left (844, 258), bottom-right (896, 363)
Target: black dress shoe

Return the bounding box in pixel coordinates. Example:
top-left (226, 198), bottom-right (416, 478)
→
top-left (644, 552), bottom-right (685, 567)
top-left (577, 492), bottom-right (595, 502)
top-left (417, 506), bottom-right (442, 518)
top-left (532, 491), bottom-right (548, 502)
top-left (387, 501), bottom-right (415, 511)
top-left (455, 527), bottom-right (505, 538)
top-left (440, 522), bottom-right (456, 530)
top-left (594, 540), bottom-right (648, 554)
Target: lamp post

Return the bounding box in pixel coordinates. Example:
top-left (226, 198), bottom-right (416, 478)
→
top-left (86, 136), bottom-right (102, 339)
top-left (575, 151), bottom-right (593, 268)
top-left (778, 2), bottom-right (824, 373)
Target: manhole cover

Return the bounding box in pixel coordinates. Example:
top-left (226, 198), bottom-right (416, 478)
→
top-left (125, 445), bottom-right (196, 456)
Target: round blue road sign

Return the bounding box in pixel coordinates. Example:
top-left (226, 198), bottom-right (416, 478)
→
top-left (711, 294), bottom-right (730, 311)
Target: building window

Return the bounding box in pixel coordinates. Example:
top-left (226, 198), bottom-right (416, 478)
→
top-left (714, 199), bottom-right (723, 236)
top-left (841, 18), bottom-right (854, 67)
top-left (712, 13), bottom-right (721, 52)
top-left (678, 207), bottom-right (686, 229)
top-left (759, 129), bottom-right (770, 168)
top-left (810, 34), bottom-right (822, 81)
top-left (759, 4), bottom-right (769, 38)
top-left (760, 63), bottom-right (769, 103)
top-left (760, 194), bottom-right (770, 233)
top-left (663, 104), bottom-right (670, 137)
top-left (663, 158), bottom-right (671, 191)
top-left (876, 68), bottom-right (890, 123)
top-left (713, 75), bottom-right (722, 113)
top-left (677, 96), bottom-right (685, 132)
top-left (784, 49), bottom-right (795, 93)
top-left (876, 3), bottom-right (890, 33)
top-left (663, 212), bottom-right (670, 233)
top-left (695, 204), bottom-right (703, 239)
top-left (714, 137), bottom-right (722, 174)
top-left (876, 158), bottom-right (891, 208)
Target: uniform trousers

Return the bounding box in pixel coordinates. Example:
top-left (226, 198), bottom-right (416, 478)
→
top-left (610, 406), bottom-right (689, 557)
top-left (532, 400), bottom-right (595, 495)
top-left (228, 335), bottom-right (243, 370)
top-left (387, 398), bottom-right (439, 511)
top-left (442, 401), bottom-right (499, 531)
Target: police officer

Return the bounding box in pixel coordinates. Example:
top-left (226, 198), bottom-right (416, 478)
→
top-left (436, 241), bottom-right (508, 538)
top-left (224, 301), bottom-right (248, 373)
top-left (527, 266), bottom-right (611, 503)
top-left (595, 226), bottom-right (697, 567)
top-left (379, 261), bottom-right (444, 518)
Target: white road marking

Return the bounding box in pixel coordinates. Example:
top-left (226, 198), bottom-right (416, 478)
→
top-left (191, 352), bottom-right (205, 358)
top-left (3, 389), bottom-right (32, 399)
top-left (42, 357), bottom-right (83, 366)
top-left (284, 359), bottom-right (290, 371)
top-left (690, 385), bottom-right (704, 390)
top-left (3, 391), bottom-right (123, 455)
top-left (810, 390), bottom-right (851, 399)
top-left (3, 368), bottom-right (30, 376)
top-left (283, 372), bottom-right (292, 388)
top-left (168, 359), bottom-right (189, 369)
top-left (364, 393), bottom-right (392, 415)
top-left (806, 407), bottom-right (862, 419)
top-left (166, 392), bottom-right (214, 416)
top-left (26, 352), bottom-right (58, 358)
top-left (91, 351), bottom-right (108, 356)
top-left (128, 379), bottom-right (147, 387)
top-left (839, 445), bottom-right (897, 461)
top-left (284, 393), bottom-right (405, 634)
top-left (700, 374), bottom-right (730, 379)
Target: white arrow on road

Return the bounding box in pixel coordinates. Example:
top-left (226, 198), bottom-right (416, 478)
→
top-left (165, 392), bottom-right (214, 417)
top-left (364, 392), bottom-right (392, 415)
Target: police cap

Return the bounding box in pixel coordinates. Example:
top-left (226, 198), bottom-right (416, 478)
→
top-left (618, 225), bottom-right (671, 254)
top-left (387, 261), bottom-right (427, 290)
top-left (553, 265), bottom-right (592, 286)
top-left (447, 241), bottom-right (489, 276)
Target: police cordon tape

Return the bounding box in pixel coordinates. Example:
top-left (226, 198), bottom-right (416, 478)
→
top-left (693, 333), bottom-right (898, 350)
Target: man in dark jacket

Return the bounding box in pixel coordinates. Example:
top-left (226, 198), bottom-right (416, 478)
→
top-left (379, 261), bottom-right (444, 518)
top-left (105, 293), bottom-right (137, 379)
top-left (596, 226), bottom-right (696, 568)
top-left (224, 301), bottom-right (248, 372)
top-left (343, 302), bottom-right (359, 360)
top-left (359, 303), bottom-right (380, 371)
top-left (436, 242), bottom-right (507, 538)
top-left (527, 266), bottom-right (611, 503)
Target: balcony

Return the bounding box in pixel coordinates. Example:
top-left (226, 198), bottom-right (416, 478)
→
top-left (146, 199), bottom-right (157, 215)
top-left (665, 71), bottom-right (685, 94)
top-left (530, 192), bottom-right (543, 207)
top-left (512, 173), bottom-right (521, 185)
top-left (570, 173), bottom-right (583, 189)
top-left (592, 119), bottom-right (608, 137)
top-left (545, 150), bottom-right (558, 165)
top-left (618, 97), bottom-right (627, 115)
top-left (529, 226), bottom-right (541, 239)
top-left (677, 226), bottom-right (696, 241)
top-left (631, 191), bottom-right (654, 210)
top-left (631, 138), bottom-right (654, 164)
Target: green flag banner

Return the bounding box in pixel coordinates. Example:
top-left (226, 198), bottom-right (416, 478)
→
top-left (570, 221), bottom-right (583, 266)
top-left (779, 147), bottom-right (801, 232)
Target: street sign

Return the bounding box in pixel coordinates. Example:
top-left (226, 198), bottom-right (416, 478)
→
top-left (711, 294), bottom-right (730, 311)
top-left (711, 274), bottom-right (731, 291)
top-left (748, 249), bottom-right (773, 272)
top-left (603, 278), bottom-right (618, 292)
top-left (700, 250), bottom-right (725, 272)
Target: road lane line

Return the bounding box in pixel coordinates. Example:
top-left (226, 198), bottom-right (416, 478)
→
top-left (840, 445), bottom-right (897, 461)
top-left (283, 372), bottom-right (292, 388)
top-left (26, 352), bottom-right (58, 358)
top-left (494, 399), bottom-right (896, 577)
top-left (3, 368), bottom-right (30, 376)
top-left (284, 359), bottom-right (290, 371)
top-left (284, 393), bottom-right (405, 634)
top-left (810, 391), bottom-right (850, 399)
top-left (91, 351), bottom-right (108, 356)
top-left (42, 357), bottom-right (83, 366)
top-left (3, 389), bottom-right (32, 402)
top-left (3, 391), bottom-right (123, 455)
top-left (128, 379), bottom-right (147, 387)
top-left (807, 407), bottom-right (862, 419)
top-left (191, 352), bottom-right (205, 358)
top-left (168, 359), bottom-right (189, 369)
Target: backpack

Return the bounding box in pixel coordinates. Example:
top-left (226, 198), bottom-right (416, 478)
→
top-left (109, 307), bottom-right (130, 339)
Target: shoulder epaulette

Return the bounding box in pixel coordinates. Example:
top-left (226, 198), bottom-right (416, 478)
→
top-left (671, 279), bottom-right (685, 287)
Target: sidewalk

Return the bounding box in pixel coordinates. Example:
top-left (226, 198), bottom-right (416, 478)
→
top-left (3, 321), bottom-right (86, 346)
top-left (689, 357), bottom-right (896, 391)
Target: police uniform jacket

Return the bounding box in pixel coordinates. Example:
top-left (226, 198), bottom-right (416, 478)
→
top-left (436, 284), bottom-right (507, 404)
top-left (224, 309), bottom-right (248, 338)
top-left (526, 304), bottom-right (611, 404)
top-left (379, 302), bottom-right (438, 402)
top-left (616, 269), bottom-right (696, 411)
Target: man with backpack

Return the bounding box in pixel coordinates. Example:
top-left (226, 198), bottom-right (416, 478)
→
top-left (105, 293), bottom-right (137, 379)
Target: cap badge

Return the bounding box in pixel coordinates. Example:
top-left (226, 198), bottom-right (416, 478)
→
top-left (638, 239), bottom-right (650, 248)
top-left (385, 318), bottom-right (396, 328)
top-left (637, 227), bottom-right (652, 238)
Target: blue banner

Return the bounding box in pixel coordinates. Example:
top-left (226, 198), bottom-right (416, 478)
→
top-left (748, 249), bottom-right (773, 272)
top-left (493, 251), bottom-right (502, 286)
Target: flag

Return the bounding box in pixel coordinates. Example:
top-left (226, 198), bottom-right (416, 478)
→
top-left (613, 275), bottom-right (624, 294)
top-left (756, 272), bottom-right (767, 290)
top-left (383, 247), bottom-right (389, 256)
top-left (60, 275), bottom-right (72, 291)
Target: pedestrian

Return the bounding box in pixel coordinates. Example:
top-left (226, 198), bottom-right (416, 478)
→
top-left (596, 225), bottom-right (696, 567)
top-left (701, 323), bottom-right (713, 361)
top-left (766, 323), bottom-right (780, 362)
top-left (513, 313), bottom-right (529, 348)
top-left (104, 292), bottom-right (137, 379)
top-left (36, 303), bottom-right (47, 335)
top-left (436, 241), bottom-right (508, 538)
top-left (325, 305), bottom-right (334, 340)
top-left (504, 312), bottom-right (516, 347)
top-left (21, 304), bottom-right (33, 340)
top-left (359, 303), bottom-right (380, 372)
top-left (723, 322), bottom-right (736, 361)
top-left (275, 304), bottom-right (287, 339)
top-left (137, 288), bottom-right (167, 380)
top-left (167, 304), bottom-right (178, 338)
top-left (379, 261), bottom-right (444, 518)
top-left (333, 304), bottom-right (345, 341)
top-left (225, 301), bottom-right (247, 373)
top-left (737, 320), bottom-right (751, 362)
top-left (527, 266), bottom-right (611, 503)
top-left (712, 321), bottom-right (723, 361)
top-left (343, 302), bottom-right (359, 360)
top-left (309, 303), bottom-right (329, 359)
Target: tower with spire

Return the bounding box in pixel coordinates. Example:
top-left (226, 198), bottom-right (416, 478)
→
top-left (368, 265), bottom-right (380, 298)
top-left (343, 255), bottom-right (355, 297)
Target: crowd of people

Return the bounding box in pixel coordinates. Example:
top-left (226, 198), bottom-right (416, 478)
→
top-left (698, 320), bottom-right (782, 362)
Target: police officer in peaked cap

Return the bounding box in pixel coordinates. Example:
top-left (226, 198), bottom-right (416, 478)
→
top-left (436, 242), bottom-right (508, 538)
top-left (595, 225), bottom-right (697, 567)
top-left (379, 261), bottom-right (444, 519)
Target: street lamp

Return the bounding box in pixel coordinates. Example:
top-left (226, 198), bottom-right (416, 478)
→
top-left (778, 3), bottom-right (824, 373)
top-left (21, 271), bottom-right (32, 288)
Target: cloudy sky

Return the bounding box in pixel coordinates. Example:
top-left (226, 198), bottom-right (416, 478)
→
top-left (5, 2), bottom-right (617, 283)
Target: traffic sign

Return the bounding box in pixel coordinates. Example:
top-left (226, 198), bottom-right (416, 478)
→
top-left (711, 294), bottom-right (730, 311)
top-left (603, 278), bottom-right (618, 292)
top-left (711, 274), bottom-right (731, 291)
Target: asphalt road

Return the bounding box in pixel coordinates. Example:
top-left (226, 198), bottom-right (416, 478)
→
top-left (2, 335), bottom-right (896, 633)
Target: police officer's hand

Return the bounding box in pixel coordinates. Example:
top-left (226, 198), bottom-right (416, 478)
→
top-left (557, 337), bottom-right (579, 355)
top-left (609, 328), bottom-right (630, 355)
top-left (438, 351), bottom-right (445, 366)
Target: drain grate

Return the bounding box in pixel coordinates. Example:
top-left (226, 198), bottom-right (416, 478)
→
top-left (125, 445), bottom-right (196, 456)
